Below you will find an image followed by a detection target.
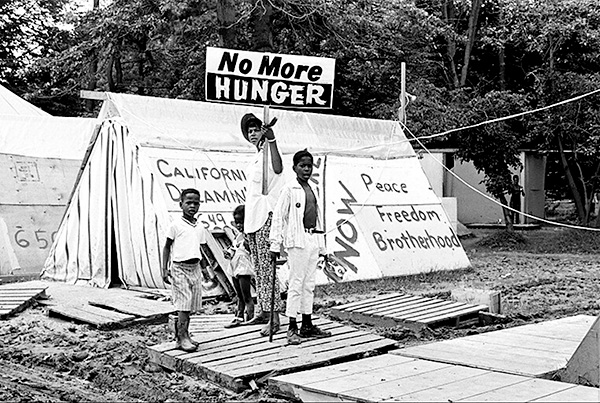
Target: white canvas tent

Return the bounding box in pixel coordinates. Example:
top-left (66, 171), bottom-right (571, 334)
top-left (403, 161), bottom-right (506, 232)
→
top-left (0, 115), bottom-right (99, 275)
top-left (0, 84), bottom-right (50, 117)
top-left (42, 92), bottom-right (470, 289)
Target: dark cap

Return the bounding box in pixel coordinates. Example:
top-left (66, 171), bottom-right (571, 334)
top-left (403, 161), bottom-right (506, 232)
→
top-left (240, 113), bottom-right (262, 142)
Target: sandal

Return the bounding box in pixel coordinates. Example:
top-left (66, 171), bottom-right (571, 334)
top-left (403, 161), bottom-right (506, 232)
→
top-left (224, 317), bottom-right (244, 329)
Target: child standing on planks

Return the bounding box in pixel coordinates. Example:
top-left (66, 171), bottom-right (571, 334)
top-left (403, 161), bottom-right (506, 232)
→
top-left (162, 188), bottom-right (209, 352)
top-left (223, 204), bottom-right (255, 328)
top-left (269, 149), bottom-right (331, 345)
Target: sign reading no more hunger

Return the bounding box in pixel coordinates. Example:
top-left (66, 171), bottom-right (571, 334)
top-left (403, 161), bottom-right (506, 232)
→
top-left (205, 47), bottom-right (335, 108)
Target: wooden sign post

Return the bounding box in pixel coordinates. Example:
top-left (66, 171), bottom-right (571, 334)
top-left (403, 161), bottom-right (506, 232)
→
top-left (262, 105), bottom-right (270, 195)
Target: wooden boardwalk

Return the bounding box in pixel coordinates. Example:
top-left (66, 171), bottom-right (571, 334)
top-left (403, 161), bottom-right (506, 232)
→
top-left (171, 314), bottom-right (240, 334)
top-left (393, 315), bottom-right (596, 378)
top-left (47, 293), bottom-right (176, 329)
top-left (269, 353), bottom-right (600, 402)
top-left (0, 284), bottom-right (47, 319)
top-left (330, 293), bottom-right (488, 329)
top-left (147, 316), bottom-right (397, 391)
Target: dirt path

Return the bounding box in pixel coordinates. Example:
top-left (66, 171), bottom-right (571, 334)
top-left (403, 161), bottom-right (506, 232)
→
top-left (2, 228), bottom-right (599, 401)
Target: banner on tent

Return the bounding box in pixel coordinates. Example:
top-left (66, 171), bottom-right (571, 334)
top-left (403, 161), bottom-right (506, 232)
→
top-left (145, 148), bottom-right (254, 232)
top-left (144, 147), bottom-right (469, 283)
top-left (205, 47), bottom-right (335, 108)
top-left (318, 156), bottom-right (470, 284)
top-left (145, 147), bottom-right (326, 233)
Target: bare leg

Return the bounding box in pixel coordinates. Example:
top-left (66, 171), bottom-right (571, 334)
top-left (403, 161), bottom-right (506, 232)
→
top-left (238, 275), bottom-right (254, 321)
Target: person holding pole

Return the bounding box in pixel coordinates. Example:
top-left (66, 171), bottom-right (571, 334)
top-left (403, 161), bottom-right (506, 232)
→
top-left (240, 112), bottom-right (284, 336)
top-left (269, 149), bottom-right (331, 345)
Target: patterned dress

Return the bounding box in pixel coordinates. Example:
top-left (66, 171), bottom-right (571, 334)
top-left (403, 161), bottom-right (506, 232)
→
top-left (247, 215), bottom-right (283, 313)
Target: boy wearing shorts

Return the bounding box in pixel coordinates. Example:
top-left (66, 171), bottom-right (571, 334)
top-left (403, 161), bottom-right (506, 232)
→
top-left (162, 188), bottom-right (207, 352)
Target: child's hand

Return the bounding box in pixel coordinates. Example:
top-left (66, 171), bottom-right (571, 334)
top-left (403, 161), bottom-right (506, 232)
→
top-left (162, 270), bottom-right (171, 285)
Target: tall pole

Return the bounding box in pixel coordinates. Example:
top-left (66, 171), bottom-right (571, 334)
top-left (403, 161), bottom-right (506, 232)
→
top-left (262, 105), bottom-right (270, 195)
top-left (400, 62), bottom-right (406, 124)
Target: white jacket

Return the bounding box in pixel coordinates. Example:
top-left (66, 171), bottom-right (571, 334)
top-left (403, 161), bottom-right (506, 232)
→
top-left (269, 179), bottom-right (325, 254)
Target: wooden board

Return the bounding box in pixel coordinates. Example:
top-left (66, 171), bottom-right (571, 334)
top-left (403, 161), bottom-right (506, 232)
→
top-left (147, 316), bottom-right (397, 392)
top-left (165, 314), bottom-right (240, 336)
top-left (0, 285), bottom-right (47, 319)
top-left (269, 353), bottom-right (600, 402)
top-left (47, 304), bottom-right (136, 329)
top-left (330, 293), bottom-right (488, 329)
top-left (559, 316), bottom-right (600, 387)
top-left (88, 294), bottom-right (175, 319)
top-left (392, 315), bottom-right (596, 379)
top-left (188, 314), bottom-right (240, 333)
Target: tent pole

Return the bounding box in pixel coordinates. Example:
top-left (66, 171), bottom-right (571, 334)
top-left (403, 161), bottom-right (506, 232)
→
top-left (56, 122), bottom-right (103, 231)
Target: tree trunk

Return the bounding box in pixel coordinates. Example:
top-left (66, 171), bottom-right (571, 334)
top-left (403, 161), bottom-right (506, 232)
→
top-left (557, 135), bottom-right (587, 222)
top-left (441, 0), bottom-right (460, 89)
top-left (460, 0), bottom-right (482, 87)
top-left (86, 55), bottom-right (98, 112)
top-left (106, 44), bottom-right (115, 92)
top-left (216, 0), bottom-right (238, 48)
top-left (135, 40), bottom-right (147, 95)
top-left (498, 194), bottom-right (514, 232)
top-left (85, 0), bottom-right (100, 112)
top-left (498, 45), bottom-right (506, 91)
top-left (250, 0), bottom-right (274, 52)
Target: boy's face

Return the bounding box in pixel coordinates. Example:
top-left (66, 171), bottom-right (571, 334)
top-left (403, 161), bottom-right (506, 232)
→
top-left (233, 212), bottom-right (244, 232)
top-left (180, 193), bottom-right (200, 219)
top-left (247, 124), bottom-right (262, 147)
top-left (293, 156), bottom-right (313, 183)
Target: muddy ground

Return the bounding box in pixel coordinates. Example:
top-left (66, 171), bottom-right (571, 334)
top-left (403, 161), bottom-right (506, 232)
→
top-left (1, 227), bottom-right (600, 402)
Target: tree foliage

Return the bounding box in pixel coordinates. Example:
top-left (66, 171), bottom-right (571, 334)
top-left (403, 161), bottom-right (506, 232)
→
top-left (3, 0), bottom-right (600, 224)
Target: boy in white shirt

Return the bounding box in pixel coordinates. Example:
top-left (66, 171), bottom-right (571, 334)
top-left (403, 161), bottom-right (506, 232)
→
top-left (270, 149), bottom-right (331, 345)
top-left (162, 188), bottom-right (208, 352)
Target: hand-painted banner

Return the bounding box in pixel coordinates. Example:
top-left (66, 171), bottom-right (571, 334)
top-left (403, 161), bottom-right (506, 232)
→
top-left (144, 147), bottom-right (469, 282)
top-left (143, 147), bottom-right (326, 233)
top-left (205, 47), bottom-right (335, 108)
top-left (319, 155), bottom-right (470, 284)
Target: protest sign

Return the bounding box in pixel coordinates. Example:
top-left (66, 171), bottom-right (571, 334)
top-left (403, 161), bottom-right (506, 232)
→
top-left (205, 47), bottom-right (335, 108)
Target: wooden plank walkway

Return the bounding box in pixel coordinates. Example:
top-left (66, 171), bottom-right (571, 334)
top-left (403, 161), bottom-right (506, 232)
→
top-left (147, 315), bottom-right (397, 391)
top-left (47, 304), bottom-right (137, 329)
top-left (165, 314), bottom-right (240, 335)
top-left (0, 285), bottom-right (48, 319)
top-left (269, 353), bottom-right (600, 402)
top-left (47, 294), bottom-right (176, 330)
top-left (88, 294), bottom-right (175, 319)
top-left (392, 315), bottom-right (596, 379)
top-left (330, 293), bottom-right (489, 329)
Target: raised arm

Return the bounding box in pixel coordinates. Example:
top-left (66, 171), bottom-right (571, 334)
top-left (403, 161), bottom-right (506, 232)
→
top-left (263, 127), bottom-right (283, 174)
